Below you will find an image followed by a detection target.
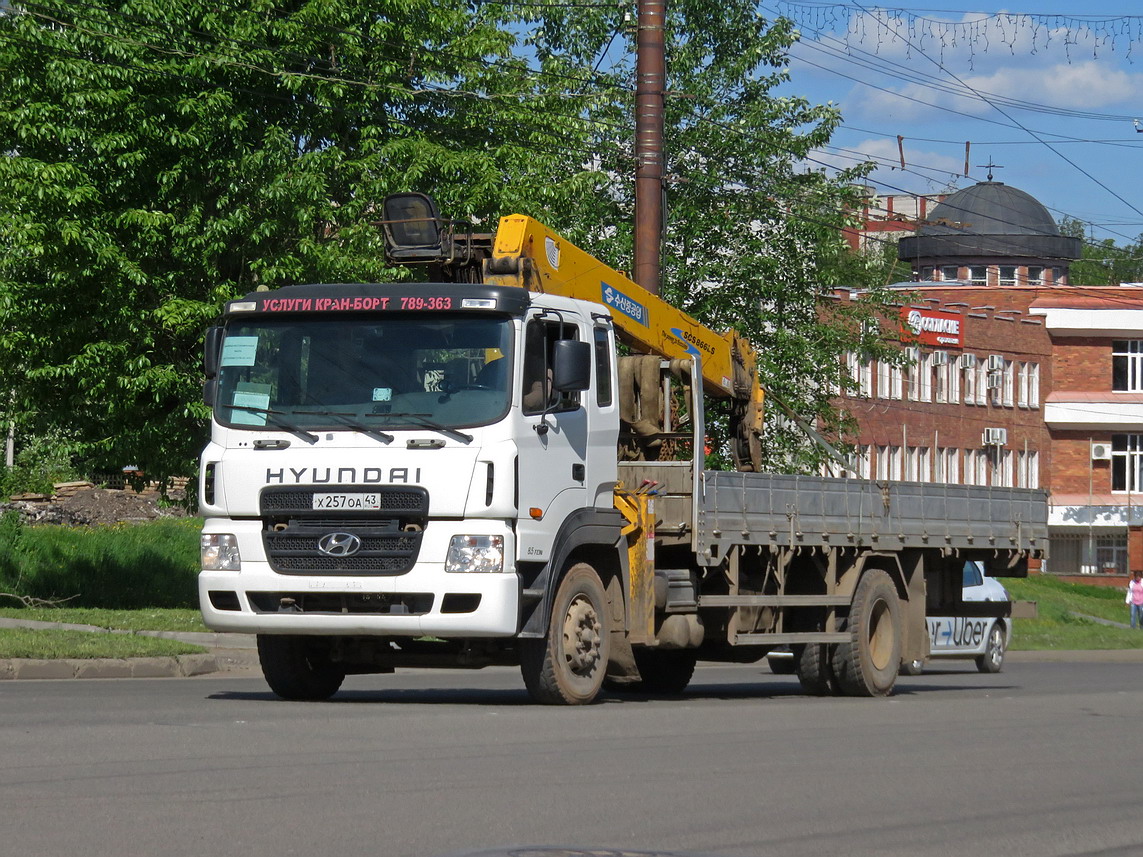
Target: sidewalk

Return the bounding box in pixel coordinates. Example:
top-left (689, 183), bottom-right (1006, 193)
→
top-left (0, 616), bottom-right (259, 680)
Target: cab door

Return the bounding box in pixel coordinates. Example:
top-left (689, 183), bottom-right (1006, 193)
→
top-left (514, 312), bottom-right (589, 563)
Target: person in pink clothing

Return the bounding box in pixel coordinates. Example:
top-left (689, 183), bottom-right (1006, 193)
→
top-left (1128, 571), bottom-right (1143, 629)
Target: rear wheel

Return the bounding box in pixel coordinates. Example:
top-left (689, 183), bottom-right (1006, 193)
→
top-left (520, 563), bottom-right (610, 705)
top-left (976, 623), bottom-right (1006, 673)
top-left (795, 643), bottom-right (837, 696)
top-left (632, 648), bottom-right (698, 694)
top-left (832, 569), bottom-right (902, 697)
top-left (257, 635), bottom-right (346, 701)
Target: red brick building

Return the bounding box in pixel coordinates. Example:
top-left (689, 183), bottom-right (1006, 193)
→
top-left (832, 181), bottom-right (1143, 579)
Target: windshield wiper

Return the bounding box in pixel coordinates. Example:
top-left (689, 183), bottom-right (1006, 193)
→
top-left (373, 412), bottom-right (473, 444)
top-left (225, 404), bottom-right (319, 444)
top-left (293, 410), bottom-right (394, 444)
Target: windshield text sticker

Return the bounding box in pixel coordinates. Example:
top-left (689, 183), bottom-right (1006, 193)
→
top-left (221, 336), bottom-right (259, 367)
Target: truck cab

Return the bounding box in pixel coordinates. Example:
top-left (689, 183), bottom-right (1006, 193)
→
top-left (199, 283), bottom-right (620, 666)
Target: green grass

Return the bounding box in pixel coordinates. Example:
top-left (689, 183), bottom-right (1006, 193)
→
top-left (0, 607), bottom-right (207, 632)
top-left (1006, 575), bottom-right (1143, 651)
top-left (0, 515), bottom-right (201, 609)
top-left (0, 628), bottom-right (207, 659)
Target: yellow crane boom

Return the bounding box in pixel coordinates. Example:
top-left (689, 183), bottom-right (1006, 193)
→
top-left (483, 214), bottom-right (764, 470)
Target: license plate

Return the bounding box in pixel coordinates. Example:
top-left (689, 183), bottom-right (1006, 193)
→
top-left (312, 492), bottom-right (382, 510)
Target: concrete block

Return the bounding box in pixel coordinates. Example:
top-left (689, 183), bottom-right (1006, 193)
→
top-left (14, 659), bottom-right (77, 680)
top-left (130, 657), bottom-right (180, 678)
top-left (177, 654), bottom-right (219, 677)
top-left (75, 659), bottom-right (134, 679)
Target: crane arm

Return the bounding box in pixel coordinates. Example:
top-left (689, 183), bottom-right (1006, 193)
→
top-left (483, 214), bottom-right (762, 410)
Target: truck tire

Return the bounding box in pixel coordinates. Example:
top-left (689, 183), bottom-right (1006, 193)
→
top-left (794, 643), bottom-right (837, 696)
top-left (257, 635), bottom-right (346, 701)
top-left (832, 569), bottom-right (901, 697)
top-left (976, 623), bottom-right (1006, 673)
top-left (520, 562), bottom-right (610, 705)
top-left (632, 648), bottom-right (698, 694)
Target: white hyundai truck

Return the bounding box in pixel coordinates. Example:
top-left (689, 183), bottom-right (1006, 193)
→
top-left (199, 193), bottom-right (1047, 704)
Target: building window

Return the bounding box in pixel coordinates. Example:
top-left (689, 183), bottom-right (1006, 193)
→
top-left (1052, 267), bottom-right (1064, 285)
top-left (890, 364), bottom-right (903, 400)
top-left (920, 266), bottom-right (934, 281)
top-left (1112, 341), bottom-right (1143, 391)
top-left (846, 352), bottom-right (871, 398)
top-left (906, 446), bottom-right (930, 481)
top-left (935, 447), bottom-right (959, 483)
top-left (998, 266), bottom-right (1017, 286)
top-left (1111, 434), bottom-right (1143, 492)
top-left (992, 448), bottom-right (1013, 487)
top-left (963, 449), bottom-right (989, 486)
top-left (969, 266), bottom-right (987, 285)
top-left (877, 445), bottom-right (903, 480)
top-left (1017, 362), bottom-right (1039, 407)
top-left (1096, 535), bottom-right (1128, 575)
top-left (1002, 360), bottom-right (1015, 407)
top-left (1018, 450), bottom-right (1039, 489)
top-left (977, 362), bottom-right (991, 406)
top-left (941, 265), bottom-right (959, 281)
top-left (1027, 266), bottom-right (1044, 286)
top-left (964, 359), bottom-right (978, 404)
top-left (935, 358), bottom-right (949, 403)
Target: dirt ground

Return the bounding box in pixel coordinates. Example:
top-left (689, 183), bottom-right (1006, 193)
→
top-left (1, 486), bottom-right (190, 527)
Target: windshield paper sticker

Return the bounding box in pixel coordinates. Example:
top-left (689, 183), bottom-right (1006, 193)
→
top-left (230, 383), bottom-right (272, 426)
top-left (601, 281), bottom-right (648, 326)
top-left (220, 336), bottom-right (259, 367)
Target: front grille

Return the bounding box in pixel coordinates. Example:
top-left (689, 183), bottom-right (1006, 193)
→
top-left (259, 484), bottom-right (429, 576)
top-left (264, 524), bottom-right (422, 576)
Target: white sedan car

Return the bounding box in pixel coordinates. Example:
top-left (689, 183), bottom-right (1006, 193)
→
top-left (904, 560), bottom-right (1011, 675)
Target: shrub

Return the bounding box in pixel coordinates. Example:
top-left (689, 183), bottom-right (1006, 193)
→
top-left (0, 429), bottom-right (85, 498)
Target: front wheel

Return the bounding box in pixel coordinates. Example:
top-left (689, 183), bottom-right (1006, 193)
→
top-left (832, 569), bottom-right (902, 697)
top-left (976, 623), bottom-right (1006, 673)
top-left (520, 563), bottom-right (611, 705)
top-left (257, 635), bottom-right (346, 701)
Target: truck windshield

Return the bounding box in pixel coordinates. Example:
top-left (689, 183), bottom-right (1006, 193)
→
top-left (214, 314), bottom-right (513, 432)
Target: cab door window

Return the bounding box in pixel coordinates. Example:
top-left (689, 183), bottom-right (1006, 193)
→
top-left (523, 319), bottom-right (582, 415)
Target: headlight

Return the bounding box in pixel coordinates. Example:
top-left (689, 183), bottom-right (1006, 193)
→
top-left (201, 533), bottom-right (241, 571)
top-left (445, 535), bottom-right (504, 573)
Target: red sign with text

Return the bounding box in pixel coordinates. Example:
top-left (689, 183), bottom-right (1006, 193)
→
top-left (899, 307), bottom-right (963, 348)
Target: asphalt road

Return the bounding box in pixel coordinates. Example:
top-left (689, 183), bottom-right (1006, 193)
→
top-left (3, 659), bottom-right (1142, 857)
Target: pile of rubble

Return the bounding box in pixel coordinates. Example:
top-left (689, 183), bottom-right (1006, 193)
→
top-left (2, 480), bottom-right (191, 527)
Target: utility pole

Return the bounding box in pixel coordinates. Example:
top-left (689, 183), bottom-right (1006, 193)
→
top-left (634, 0), bottom-right (665, 295)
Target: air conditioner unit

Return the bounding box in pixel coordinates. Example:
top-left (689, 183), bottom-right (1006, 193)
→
top-left (982, 427), bottom-right (1007, 446)
top-left (959, 353), bottom-right (977, 369)
top-left (986, 371), bottom-right (1003, 389)
top-left (986, 354), bottom-right (1006, 372)
top-left (1091, 441), bottom-right (1113, 461)
top-left (931, 350), bottom-right (949, 366)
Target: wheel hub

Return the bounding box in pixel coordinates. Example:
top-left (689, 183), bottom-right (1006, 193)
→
top-left (563, 596), bottom-right (602, 674)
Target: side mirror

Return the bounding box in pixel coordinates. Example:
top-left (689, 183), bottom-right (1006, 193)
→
top-left (551, 339), bottom-right (591, 393)
top-left (203, 379), bottom-right (218, 408)
top-left (203, 327), bottom-right (224, 378)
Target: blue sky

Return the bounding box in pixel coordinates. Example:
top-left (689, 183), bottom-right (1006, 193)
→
top-left (762, 2), bottom-right (1143, 245)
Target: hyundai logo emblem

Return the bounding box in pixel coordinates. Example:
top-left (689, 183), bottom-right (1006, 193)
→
top-left (317, 532), bottom-right (362, 557)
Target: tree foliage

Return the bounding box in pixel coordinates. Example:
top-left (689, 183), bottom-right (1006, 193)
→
top-left (1060, 217), bottom-right (1143, 286)
top-left (0, 0), bottom-right (892, 480)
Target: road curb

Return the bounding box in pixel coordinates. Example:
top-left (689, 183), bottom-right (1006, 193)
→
top-left (0, 650), bottom-right (260, 680)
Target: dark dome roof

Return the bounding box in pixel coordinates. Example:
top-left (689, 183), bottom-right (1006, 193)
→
top-left (921, 182), bottom-right (1061, 237)
top-left (898, 180), bottom-right (1081, 262)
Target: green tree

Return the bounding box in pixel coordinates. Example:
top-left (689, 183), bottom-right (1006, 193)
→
top-left (1060, 217), bottom-right (1143, 286)
top-left (0, 0), bottom-right (605, 484)
top-left (0, 0), bottom-right (891, 479)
